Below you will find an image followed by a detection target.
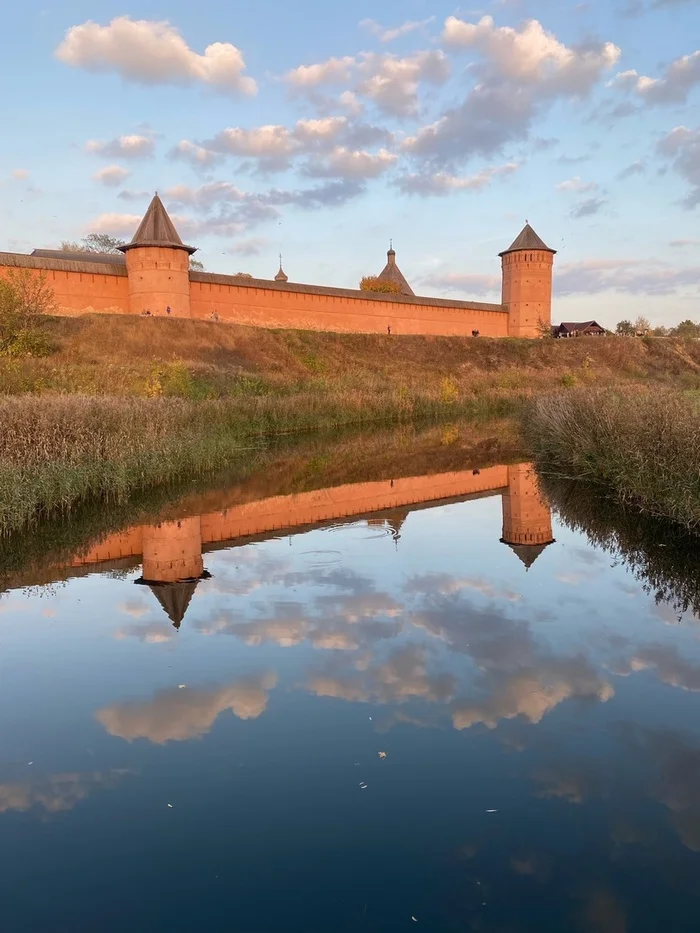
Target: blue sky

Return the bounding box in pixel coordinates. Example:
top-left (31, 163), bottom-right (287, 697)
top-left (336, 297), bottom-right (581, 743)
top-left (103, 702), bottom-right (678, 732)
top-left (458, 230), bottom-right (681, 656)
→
top-left (1, 0), bottom-right (699, 327)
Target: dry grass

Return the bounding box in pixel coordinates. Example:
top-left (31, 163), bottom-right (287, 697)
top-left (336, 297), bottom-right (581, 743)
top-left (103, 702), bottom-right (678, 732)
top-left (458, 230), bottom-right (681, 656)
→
top-left (525, 387), bottom-right (700, 530)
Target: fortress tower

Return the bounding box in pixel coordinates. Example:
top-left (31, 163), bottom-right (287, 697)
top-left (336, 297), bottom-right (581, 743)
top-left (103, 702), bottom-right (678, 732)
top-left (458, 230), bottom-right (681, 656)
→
top-left (500, 224), bottom-right (556, 338)
top-left (501, 463), bottom-right (554, 569)
top-left (136, 517), bottom-right (208, 628)
top-left (118, 194), bottom-right (196, 317)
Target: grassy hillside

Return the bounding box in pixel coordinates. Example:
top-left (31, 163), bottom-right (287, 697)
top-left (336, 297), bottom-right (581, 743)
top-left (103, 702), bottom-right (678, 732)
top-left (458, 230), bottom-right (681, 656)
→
top-left (3, 314), bottom-right (700, 401)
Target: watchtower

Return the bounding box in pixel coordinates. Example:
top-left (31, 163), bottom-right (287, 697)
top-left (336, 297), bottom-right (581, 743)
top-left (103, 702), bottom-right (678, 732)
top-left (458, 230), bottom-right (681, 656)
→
top-left (118, 194), bottom-right (196, 317)
top-left (500, 224), bottom-right (556, 338)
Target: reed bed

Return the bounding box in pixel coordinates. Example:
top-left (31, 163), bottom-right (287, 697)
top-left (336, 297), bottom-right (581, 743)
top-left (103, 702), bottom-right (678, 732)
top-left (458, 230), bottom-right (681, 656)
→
top-left (0, 391), bottom-right (513, 533)
top-left (525, 387), bottom-right (700, 530)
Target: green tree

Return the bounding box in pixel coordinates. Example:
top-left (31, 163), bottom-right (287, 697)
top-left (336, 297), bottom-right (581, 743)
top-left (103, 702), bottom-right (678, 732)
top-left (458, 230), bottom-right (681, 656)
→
top-left (359, 276), bottom-right (402, 295)
top-left (189, 258), bottom-right (205, 272)
top-left (671, 320), bottom-right (700, 338)
top-left (616, 320), bottom-right (635, 336)
top-left (61, 234), bottom-right (125, 254)
top-left (0, 270), bottom-right (56, 357)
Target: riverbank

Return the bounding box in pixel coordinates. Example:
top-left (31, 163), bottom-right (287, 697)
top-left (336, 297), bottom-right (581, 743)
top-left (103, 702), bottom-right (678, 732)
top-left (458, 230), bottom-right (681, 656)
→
top-left (525, 387), bottom-right (700, 531)
top-left (4, 316), bottom-right (700, 533)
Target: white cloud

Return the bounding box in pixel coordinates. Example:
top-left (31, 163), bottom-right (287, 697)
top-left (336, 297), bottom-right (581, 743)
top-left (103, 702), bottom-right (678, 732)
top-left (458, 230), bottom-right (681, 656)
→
top-left (556, 176), bottom-right (598, 192)
top-left (609, 51), bottom-right (700, 105)
top-left (657, 125), bottom-right (700, 208)
top-left (56, 16), bottom-right (257, 95)
top-left (228, 236), bottom-right (269, 256)
top-left (442, 15), bottom-right (620, 89)
top-left (570, 196), bottom-right (606, 218)
top-left (11, 169), bottom-right (29, 181)
top-left (92, 165), bottom-right (130, 187)
top-left (356, 50), bottom-right (450, 117)
top-left (404, 16), bottom-right (618, 168)
top-left (360, 17), bottom-right (436, 43)
top-left (285, 49), bottom-right (450, 117)
top-left (304, 146), bottom-right (397, 179)
top-left (285, 56), bottom-right (356, 89)
top-left (88, 212), bottom-right (143, 237)
top-left (85, 134), bottom-right (155, 159)
top-left (396, 161), bottom-right (519, 195)
top-left (170, 139), bottom-right (222, 167)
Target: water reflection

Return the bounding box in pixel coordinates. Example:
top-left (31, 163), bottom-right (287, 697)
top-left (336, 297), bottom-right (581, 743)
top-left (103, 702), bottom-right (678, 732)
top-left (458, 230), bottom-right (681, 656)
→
top-left (3, 427), bottom-right (700, 931)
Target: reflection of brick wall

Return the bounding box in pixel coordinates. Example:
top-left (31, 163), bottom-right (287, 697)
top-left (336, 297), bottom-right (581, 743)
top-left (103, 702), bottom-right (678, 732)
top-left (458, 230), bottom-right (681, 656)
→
top-left (141, 518), bottom-right (204, 583)
top-left (501, 463), bottom-right (554, 546)
top-left (70, 466), bottom-right (510, 568)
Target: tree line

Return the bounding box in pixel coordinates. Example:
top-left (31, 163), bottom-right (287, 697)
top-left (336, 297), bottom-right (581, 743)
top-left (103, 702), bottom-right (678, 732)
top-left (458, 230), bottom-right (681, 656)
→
top-left (615, 316), bottom-right (700, 338)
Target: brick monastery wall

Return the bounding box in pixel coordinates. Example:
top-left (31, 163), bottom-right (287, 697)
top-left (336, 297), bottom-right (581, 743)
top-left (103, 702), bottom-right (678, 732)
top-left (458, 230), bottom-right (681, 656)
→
top-left (0, 253), bottom-right (509, 337)
top-left (0, 253), bottom-right (129, 315)
top-left (189, 274), bottom-right (509, 337)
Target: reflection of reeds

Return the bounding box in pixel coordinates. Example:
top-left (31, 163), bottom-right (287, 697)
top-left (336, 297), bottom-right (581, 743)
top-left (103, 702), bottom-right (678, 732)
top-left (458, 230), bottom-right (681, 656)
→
top-left (539, 473), bottom-right (700, 620)
top-left (0, 393), bottom-right (518, 535)
top-left (525, 388), bottom-right (700, 531)
top-left (0, 418), bottom-right (523, 582)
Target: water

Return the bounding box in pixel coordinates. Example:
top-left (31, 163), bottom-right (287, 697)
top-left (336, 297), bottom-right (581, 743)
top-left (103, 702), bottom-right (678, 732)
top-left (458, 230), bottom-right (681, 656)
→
top-left (2, 426), bottom-right (700, 931)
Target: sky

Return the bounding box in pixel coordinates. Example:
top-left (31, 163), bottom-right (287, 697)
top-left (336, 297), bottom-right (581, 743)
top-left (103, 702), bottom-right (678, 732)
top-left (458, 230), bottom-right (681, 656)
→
top-left (1, 0), bottom-right (699, 328)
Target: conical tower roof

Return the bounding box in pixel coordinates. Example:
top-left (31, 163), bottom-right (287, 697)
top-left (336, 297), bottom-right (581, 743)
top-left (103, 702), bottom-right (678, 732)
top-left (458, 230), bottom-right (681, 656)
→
top-left (499, 223), bottom-right (555, 257)
top-left (146, 579), bottom-right (201, 629)
top-left (377, 244), bottom-right (414, 296)
top-left (119, 193), bottom-right (196, 255)
top-left (501, 540), bottom-right (553, 570)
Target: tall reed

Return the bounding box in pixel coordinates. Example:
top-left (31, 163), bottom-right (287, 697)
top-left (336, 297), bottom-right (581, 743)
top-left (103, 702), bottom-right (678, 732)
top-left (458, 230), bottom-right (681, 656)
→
top-left (525, 387), bottom-right (700, 530)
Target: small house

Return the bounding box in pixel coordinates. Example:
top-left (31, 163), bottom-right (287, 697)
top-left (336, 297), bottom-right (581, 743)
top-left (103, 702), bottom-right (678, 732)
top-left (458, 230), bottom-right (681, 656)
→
top-left (551, 321), bottom-right (606, 338)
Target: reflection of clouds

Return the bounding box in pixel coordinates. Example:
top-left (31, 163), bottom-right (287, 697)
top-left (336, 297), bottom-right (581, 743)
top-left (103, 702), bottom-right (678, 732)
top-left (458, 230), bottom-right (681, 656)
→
top-left (114, 622), bottom-right (176, 644)
top-left (0, 770), bottom-right (129, 814)
top-left (119, 599), bottom-right (151, 619)
top-left (96, 673), bottom-right (277, 743)
top-left (452, 658), bottom-right (613, 730)
top-left (612, 644), bottom-right (700, 692)
top-left (578, 888), bottom-right (627, 933)
top-left (406, 573), bottom-right (520, 602)
top-left (306, 644), bottom-right (456, 706)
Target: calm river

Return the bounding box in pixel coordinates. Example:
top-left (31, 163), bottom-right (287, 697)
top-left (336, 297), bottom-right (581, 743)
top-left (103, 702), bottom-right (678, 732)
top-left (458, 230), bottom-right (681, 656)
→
top-left (1, 424), bottom-right (700, 931)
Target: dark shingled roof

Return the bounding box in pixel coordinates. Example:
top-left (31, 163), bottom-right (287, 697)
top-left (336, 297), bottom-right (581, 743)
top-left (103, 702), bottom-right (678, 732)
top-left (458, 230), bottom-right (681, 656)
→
top-left (499, 223), bottom-right (556, 257)
top-left (557, 321), bottom-right (605, 332)
top-left (502, 541), bottom-right (554, 569)
top-left (31, 249), bottom-right (126, 265)
top-left (377, 247), bottom-right (414, 296)
top-left (119, 193), bottom-right (197, 255)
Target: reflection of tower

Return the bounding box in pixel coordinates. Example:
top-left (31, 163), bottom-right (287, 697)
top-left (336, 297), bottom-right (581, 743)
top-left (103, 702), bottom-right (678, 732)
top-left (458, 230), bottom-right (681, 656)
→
top-left (367, 507), bottom-right (409, 546)
top-left (501, 464), bottom-right (554, 569)
top-left (135, 517), bottom-right (209, 628)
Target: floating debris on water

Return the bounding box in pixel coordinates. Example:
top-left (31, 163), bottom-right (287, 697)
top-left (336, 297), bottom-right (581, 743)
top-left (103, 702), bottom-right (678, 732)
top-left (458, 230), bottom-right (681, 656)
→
top-left (378, 751), bottom-right (387, 759)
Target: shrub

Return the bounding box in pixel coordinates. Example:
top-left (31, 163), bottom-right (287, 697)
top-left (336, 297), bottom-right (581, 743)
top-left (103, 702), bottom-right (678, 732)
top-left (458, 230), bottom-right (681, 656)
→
top-left (359, 276), bottom-right (403, 295)
top-left (0, 270), bottom-right (57, 358)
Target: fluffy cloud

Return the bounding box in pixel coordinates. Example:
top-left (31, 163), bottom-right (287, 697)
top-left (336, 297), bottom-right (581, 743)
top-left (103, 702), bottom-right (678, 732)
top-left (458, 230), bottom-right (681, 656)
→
top-left (56, 16), bottom-right (257, 96)
top-left (85, 134), bottom-right (155, 159)
top-left (617, 160), bottom-right (645, 179)
top-left (612, 643), bottom-right (700, 692)
top-left (285, 50), bottom-right (450, 117)
top-left (657, 125), bottom-right (700, 208)
top-left (360, 17), bottom-right (436, 43)
top-left (89, 212), bottom-right (143, 237)
top-left (92, 165), bottom-right (130, 187)
top-left (404, 16), bottom-right (619, 168)
top-left (227, 236), bottom-right (269, 256)
top-left (96, 674), bottom-right (277, 743)
top-left (170, 139), bottom-right (223, 167)
top-left (555, 257), bottom-right (700, 294)
top-left (609, 50), bottom-right (700, 105)
top-left (303, 146), bottom-right (397, 179)
top-left (443, 15), bottom-right (620, 90)
top-left (396, 161), bottom-right (519, 196)
top-left (11, 169), bottom-right (29, 181)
